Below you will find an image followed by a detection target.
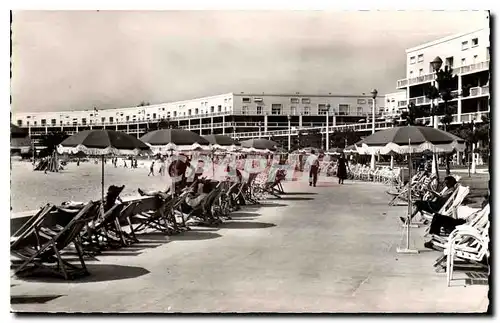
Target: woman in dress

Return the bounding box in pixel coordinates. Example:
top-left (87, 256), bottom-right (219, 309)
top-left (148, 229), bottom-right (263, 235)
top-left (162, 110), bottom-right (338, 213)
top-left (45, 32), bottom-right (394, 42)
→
top-left (337, 153), bottom-right (349, 184)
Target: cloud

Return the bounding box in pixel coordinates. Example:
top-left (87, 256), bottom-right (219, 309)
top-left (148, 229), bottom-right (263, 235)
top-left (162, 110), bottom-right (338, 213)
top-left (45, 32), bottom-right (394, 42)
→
top-left (11, 10), bottom-right (488, 112)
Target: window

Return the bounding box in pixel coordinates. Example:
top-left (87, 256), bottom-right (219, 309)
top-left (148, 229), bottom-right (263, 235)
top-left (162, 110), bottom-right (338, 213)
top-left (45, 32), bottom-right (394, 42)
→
top-left (410, 56), bottom-right (416, 64)
top-left (210, 106), bottom-right (214, 113)
top-left (303, 107), bottom-right (310, 115)
top-left (188, 109), bottom-right (192, 116)
top-left (41, 119), bottom-right (46, 126)
top-left (254, 98), bottom-right (263, 103)
top-left (473, 55), bottom-right (478, 63)
top-left (109, 117), bottom-right (114, 123)
top-left (218, 106), bottom-right (222, 112)
top-left (242, 97), bottom-right (251, 103)
top-left (367, 99), bottom-right (373, 105)
top-left (60, 120), bottom-right (63, 125)
top-left (126, 116), bottom-right (130, 121)
top-left (241, 106), bottom-right (248, 115)
top-left (318, 104), bottom-right (328, 115)
top-left (256, 106), bottom-right (263, 114)
top-left (81, 118), bottom-right (87, 125)
top-left (461, 41), bottom-right (469, 50)
top-left (174, 111), bottom-right (177, 117)
top-left (153, 113), bottom-right (157, 119)
top-left (419, 68), bottom-right (424, 76)
top-left (290, 106), bottom-right (296, 115)
top-left (417, 54), bottom-right (424, 62)
top-left (195, 108), bottom-right (199, 115)
top-left (301, 98), bottom-right (310, 104)
top-left (357, 99), bottom-right (366, 104)
top-left (398, 100), bottom-right (407, 107)
top-left (338, 104), bottom-right (350, 115)
top-left (90, 113), bottom-right (93, 117)
top-left (290, 98), bottom-right (299, 104)
top-left (409, 71), bottom-right (414, 77)
top-left (357, 107), bottom-right (363, 113)
top-left (271, 104), bottom-right (282, 115)
top-left (26, 121), bottom-right (30, 126)
top-left (17, 120), bottom-right (22, 126)
top-left (461, 58), bottom-right (466, 66)
top-left (224, 98), bottom-right (227, 103)
top-left (472, 38), bottom-right (479, 47)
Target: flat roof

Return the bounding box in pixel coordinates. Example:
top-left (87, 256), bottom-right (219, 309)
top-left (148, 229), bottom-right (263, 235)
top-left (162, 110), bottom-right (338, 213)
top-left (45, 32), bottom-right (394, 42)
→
top-left (406, 27), bottom-right (487, 53)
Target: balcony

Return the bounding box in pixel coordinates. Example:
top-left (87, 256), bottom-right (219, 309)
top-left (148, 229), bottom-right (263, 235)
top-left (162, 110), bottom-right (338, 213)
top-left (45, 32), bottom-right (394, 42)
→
top-left (468, 85), bottom-right (489, 98)
top-left (397, 60), bottom-right (490, 89)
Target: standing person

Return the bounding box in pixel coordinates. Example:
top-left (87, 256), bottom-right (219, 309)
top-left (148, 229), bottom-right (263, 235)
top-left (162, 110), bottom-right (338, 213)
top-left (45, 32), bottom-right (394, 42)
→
top-left (337, 153), bottom-right (349, 184)
top-left (306, 150), bottom-right (319, 187)
top-left (123, 159), bottom-right (128, 168)
top-left (148, 160), bottom-right (155, 176)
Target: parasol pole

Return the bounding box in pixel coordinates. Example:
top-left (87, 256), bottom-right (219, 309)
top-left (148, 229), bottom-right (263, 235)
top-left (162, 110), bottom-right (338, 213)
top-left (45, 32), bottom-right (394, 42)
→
top-left (397, 138), bottom-right (419, 254)
top-left (101, 155), bottom-right (105, 204)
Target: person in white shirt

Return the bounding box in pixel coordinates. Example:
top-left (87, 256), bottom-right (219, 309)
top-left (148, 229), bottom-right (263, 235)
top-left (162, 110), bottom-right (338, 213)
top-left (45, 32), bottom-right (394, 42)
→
top-left (306, 150), bottom-right (320, 187)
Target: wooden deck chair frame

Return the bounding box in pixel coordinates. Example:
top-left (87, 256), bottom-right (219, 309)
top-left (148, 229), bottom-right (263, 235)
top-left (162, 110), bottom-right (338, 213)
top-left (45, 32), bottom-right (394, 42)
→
top-left (133, 193), bottom-right (177, 234)
top-left (12, 201), bottom-right (99, 280)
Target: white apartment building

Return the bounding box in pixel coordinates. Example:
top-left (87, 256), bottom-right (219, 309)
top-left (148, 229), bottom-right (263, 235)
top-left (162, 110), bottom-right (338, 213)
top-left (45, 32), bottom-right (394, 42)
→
top-left (12, 92), bottom-right (386, 147)
top-left (383, 91), bottom-right (407, 119)
top-left (396, 22), bottom-right (490, 125)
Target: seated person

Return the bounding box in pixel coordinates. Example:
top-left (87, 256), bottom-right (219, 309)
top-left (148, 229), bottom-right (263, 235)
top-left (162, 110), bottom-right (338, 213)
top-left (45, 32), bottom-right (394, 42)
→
top-left (185, 181), bottom-right (209, 208)
top-left (400, 176), bottom-right (458, 224)
top-left (423, 196), bottom-right (489, 250)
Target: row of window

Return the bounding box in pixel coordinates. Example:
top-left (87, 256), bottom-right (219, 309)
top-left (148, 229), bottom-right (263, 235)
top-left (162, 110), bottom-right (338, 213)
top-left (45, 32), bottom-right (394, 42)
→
top-left (241, 97), bottom-right (374, 106)
top-left (462, 38), bottom-right (479, 51)
top-left (409, 54), bottom-right (480, 77)
top-left (240, 104), bottom-right (363, 115)
top-left (409, 54), bottom-right (424, 65)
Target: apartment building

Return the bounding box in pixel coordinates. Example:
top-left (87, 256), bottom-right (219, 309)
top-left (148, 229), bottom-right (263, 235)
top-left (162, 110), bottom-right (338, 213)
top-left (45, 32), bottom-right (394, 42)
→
top-left (383, 91), bottom-right (407, 119)
top-left (12, 92), bottom-right (385, 147)
top-left (396, 23), bottom-right (490, 125)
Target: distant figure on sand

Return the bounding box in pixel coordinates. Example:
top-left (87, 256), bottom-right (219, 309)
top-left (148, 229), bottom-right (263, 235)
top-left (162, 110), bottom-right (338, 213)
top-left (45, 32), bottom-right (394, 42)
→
top-left (306, 150), bottom-right (319, 187)
top-left (337, 153), bottom-right (349, 184)
top-left (148, 161), bottom-right (155, 176)
top-left (123, 159), bottom-right (128, 168)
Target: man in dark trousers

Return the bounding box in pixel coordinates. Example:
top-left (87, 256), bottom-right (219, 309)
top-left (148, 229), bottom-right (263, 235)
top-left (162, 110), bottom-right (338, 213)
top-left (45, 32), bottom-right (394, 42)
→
top-left (148, 161), bottom-right (155, 176)
top-left (307, 150), bottom-right (319, 187)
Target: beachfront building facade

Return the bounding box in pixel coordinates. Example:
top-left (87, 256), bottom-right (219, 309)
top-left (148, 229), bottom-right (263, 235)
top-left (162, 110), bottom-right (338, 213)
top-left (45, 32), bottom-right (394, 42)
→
top-left (12, 93), bottom-right (385, 148)
top-left (396, 25), bottom-right (490, 125)
top-left (383, 91), bottom-right (407, 119)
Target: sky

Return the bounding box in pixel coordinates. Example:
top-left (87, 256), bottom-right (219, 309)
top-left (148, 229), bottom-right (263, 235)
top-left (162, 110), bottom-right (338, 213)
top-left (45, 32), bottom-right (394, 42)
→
top-left (11, 10), bottom-right (488, 113)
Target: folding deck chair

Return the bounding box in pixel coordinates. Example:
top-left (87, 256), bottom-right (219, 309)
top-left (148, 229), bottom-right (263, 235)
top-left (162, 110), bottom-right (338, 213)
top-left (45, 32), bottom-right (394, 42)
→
top-left (11, 201), bottom-right (100, 280)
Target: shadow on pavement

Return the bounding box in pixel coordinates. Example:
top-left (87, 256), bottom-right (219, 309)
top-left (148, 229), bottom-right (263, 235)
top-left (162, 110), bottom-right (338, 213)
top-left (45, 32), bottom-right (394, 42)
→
top-left (168, 231), bottom-right (222, 241)
top-left (16, 264), bottom-right (150, 283)
top-left (11, 294), bottom-right (64, 305)
top-left (245, 203), bottom-right (288, 208)
top-left (230, 212), bottom-right (261, 218)
top-left (272, 197), bottom-right (315, 201)
top-left (282, 192), bottom-right (318, 195)
top-left (219, 221), bottom-right (276, 229)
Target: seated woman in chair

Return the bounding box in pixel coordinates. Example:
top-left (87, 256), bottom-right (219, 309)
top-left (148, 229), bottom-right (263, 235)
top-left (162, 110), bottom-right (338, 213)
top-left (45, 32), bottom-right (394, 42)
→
top-left (400, 176), bottom-right (458, 224)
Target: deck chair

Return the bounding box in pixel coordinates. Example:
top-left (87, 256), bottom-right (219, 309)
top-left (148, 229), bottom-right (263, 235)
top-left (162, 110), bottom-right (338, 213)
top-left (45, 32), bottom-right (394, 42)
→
top-left (421, 185), bottom-right (470, 221)
top-left (115, 200), bottom-right (142, 244)
top-left (11, 201), bottom-right (100, 280)
top-left (444, 220), bottom-right (490, 286)
top-left (11, 204), bottom-right (55, 246)
top-left (133, 193), bottom-right (178, 234)
top-left (432, 204), bottom-right (490, 269)
top-left (81, 203), bottom-right (125, 251)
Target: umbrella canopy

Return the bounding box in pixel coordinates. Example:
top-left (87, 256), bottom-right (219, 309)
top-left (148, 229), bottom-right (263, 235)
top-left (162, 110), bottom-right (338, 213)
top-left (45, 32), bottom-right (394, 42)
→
top-left (57, 129), bottom-right (150, 155)
top-left (356, 126), bottom-right (465, 155)
top-left (140, 129), bottom-right (209, 146)
top-left (202, 134), bottom-right (240, 146)
top-left (343, 144), bottom-right (358, 154)
top-left (240, 138), bottom-right (278, 151)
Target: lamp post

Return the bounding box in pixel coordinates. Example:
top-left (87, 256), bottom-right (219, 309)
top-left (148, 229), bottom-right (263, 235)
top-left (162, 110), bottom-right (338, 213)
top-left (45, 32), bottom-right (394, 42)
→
top-left (370, 89), bottom-right (378, 170)
top-left (326, 104), bottom-right (331, 151)
top-left (287, 115), bottom-right (292, 152)
top-left (430, 56), bottom-right (443, 176)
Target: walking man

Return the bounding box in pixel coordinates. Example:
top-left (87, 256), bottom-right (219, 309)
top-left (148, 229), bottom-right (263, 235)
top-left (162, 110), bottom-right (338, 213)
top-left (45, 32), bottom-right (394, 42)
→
top-left (148, 161), bottom-right (155, 176)
top-left (307, 149), bottom-right (319, 187)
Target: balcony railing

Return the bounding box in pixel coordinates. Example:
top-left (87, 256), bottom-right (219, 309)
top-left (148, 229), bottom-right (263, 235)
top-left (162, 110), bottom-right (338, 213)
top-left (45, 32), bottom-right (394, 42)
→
top-left (397, 60), bottom-right (490, 89)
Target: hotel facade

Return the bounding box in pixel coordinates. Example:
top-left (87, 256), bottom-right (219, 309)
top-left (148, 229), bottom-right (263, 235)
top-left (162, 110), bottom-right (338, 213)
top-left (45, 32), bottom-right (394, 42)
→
top-left (396, 25), bottom-right (490, 125)
top-left (12, 93), bottom-right (385, 148)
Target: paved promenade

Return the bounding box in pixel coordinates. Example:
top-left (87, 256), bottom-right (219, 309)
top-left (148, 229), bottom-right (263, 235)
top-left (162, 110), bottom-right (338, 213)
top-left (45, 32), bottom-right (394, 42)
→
top-left (11, 180), bottom-right (489, 313)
